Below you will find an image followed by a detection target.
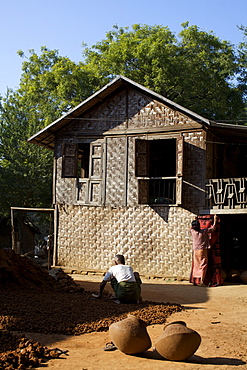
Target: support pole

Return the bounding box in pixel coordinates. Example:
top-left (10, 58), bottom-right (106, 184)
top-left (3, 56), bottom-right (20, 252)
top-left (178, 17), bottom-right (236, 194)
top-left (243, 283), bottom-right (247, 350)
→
top-left (10, 208), bottom-right (16, 252)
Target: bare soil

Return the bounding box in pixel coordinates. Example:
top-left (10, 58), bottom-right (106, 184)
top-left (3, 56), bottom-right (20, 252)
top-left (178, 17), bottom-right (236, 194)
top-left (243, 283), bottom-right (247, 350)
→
top-left (41, 275), bottom-right (246, 370)
top-left (0, 249), bottom-right (247, 369)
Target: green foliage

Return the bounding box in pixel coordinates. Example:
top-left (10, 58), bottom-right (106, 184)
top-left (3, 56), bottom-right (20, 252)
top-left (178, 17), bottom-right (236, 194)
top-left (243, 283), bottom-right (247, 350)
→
top-left (84, 23), bottom-right (245, 120)
top-left (83, 24), bottom-right (178, 94)
top-left (0, 47), bottom-right (98, 218)
top-left (0, 91), bottom-right (52, 217)
top-left (0, 24), bottom-right (247, 218)
top-left (237, 26), bottom-right (247, 98)
top-left (16, 47), bottom-right (99, 124)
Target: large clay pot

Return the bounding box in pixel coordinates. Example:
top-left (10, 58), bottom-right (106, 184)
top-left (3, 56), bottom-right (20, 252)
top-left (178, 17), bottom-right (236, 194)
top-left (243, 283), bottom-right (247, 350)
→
top-left (240, 271), bottom-right (247, 283)
top-left (155, 321), bottom-right (201, 361)
top-left (221, 270), bottom-right (227, 281)
top-left (109, 314), bottom-right (151, 354)
top-left (228, 269), bottom-right (240, 283)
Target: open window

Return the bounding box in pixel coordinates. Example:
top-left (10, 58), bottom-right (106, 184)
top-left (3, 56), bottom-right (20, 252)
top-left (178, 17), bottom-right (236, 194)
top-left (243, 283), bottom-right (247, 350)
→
top-left (62, 142), bottom-right (102, 179)
top-left (77, 143), bottom-right (90, 178)
top-left (136, 137), bottom-right (183, 205)
top-left (61, 141), bottom-right (104, 205)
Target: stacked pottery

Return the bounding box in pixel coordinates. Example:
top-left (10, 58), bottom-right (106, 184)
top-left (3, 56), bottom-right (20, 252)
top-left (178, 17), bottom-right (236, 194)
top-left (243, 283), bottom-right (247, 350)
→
top-left (109, 314), bottom-right (151, 354)
top-left (155, 321), bottom-right (201, 361)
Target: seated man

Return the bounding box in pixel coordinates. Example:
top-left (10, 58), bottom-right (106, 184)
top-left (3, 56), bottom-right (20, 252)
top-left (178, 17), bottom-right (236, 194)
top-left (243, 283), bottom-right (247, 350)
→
top-left (98, 254), bottom-right (142, 303)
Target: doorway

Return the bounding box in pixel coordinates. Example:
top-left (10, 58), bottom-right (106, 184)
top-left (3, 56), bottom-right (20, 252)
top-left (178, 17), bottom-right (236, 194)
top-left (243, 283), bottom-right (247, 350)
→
top-left (219, 214), bottom-right (247, 273)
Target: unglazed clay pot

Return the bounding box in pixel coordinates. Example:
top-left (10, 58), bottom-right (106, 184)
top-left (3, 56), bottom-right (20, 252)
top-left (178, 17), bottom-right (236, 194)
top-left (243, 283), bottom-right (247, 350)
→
top-left (240, 271), bottom-right (247, 283)
top-left (155, 321), bottom-right (201, 361)
top-left (228, 269), bottom-right (240, 283)
top-left (109, 314), bottom-right (151, 354)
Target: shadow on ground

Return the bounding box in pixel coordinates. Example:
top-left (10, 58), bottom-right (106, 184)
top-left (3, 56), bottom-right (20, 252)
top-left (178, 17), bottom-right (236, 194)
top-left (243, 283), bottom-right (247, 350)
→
top-left (76, 279), bottom-right (210, 305)
top-left (136, 350), bottom-right (246, 366)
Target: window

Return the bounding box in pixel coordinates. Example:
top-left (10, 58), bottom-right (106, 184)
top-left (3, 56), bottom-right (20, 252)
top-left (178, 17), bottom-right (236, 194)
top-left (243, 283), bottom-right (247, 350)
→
top-left (61, 142), bottom-right (99, 179)
top-left (61, 141), bottom-right (104, 205)
top-left (136, 137), bottom-right (183, 205)
top-left (77, 143), bottom-right (90, 178)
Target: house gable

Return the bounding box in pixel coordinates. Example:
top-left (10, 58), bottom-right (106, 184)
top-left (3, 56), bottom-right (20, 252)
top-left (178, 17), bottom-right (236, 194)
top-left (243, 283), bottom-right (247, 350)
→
top-left (28, 76), bottom-right (210, 150)
top-left (56, 86), bottom-right (200, 138)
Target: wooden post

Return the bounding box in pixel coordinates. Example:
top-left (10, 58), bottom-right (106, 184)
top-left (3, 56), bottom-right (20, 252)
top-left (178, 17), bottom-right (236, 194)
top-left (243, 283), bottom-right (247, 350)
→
top-left (53, 204), bottom-right (58, 266)
top-left (10, 208), bottom-right (16, 252)
top-left (47, 234), bottom-right (52, 270)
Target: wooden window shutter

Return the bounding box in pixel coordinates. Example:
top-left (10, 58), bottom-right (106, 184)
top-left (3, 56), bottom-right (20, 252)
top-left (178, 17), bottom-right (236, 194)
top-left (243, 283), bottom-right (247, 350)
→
top-left (89, 141), bottom-right (103, 179)
top-left (176, 135), bottom-right (184, 204)
top-left (62, 143), bottom-right (78, 178)
top-left (138, 179), bottom-right (149, 204)
top-left (135, 139), bottom-right (149, 177)
top-left (176, 135), bottom-right (184, 177)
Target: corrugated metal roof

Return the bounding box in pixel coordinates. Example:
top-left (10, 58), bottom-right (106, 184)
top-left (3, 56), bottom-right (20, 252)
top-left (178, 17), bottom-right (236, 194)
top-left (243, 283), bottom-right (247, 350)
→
top-left (28, 75), bottom-right (247, 150)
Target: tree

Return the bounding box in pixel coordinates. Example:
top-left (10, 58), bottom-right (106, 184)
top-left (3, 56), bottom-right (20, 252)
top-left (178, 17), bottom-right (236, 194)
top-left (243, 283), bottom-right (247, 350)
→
top-left (84, 23), bottom-right (245, 120)
top-left (0, 90), bottom-right (53, 218)
top-left (16, 46), bottom-right (99, 125)
top-left (236, 25), bottom-right (247, 123)
top-left (0, 47), bottom-right (98, 218)
top-left (1, 25), bottom-right (247, 218)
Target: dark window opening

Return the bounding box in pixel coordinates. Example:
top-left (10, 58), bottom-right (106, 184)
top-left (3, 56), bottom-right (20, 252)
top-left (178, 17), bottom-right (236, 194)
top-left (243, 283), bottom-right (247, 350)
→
top-left (149, 179), bottom-right (176, 204)
top-left (77, 143), bottom-right (90, 178)
top-left (215, 143), bottom-right (247, 178)
top-left (136, 138), bottom-right (177, 205)
top-left (149, 139), bottom-right (176, 177)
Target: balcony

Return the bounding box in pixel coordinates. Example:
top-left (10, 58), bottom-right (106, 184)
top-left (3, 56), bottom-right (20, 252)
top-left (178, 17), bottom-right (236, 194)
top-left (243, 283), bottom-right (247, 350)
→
top-left (204, 178), bottom-right (247, 214)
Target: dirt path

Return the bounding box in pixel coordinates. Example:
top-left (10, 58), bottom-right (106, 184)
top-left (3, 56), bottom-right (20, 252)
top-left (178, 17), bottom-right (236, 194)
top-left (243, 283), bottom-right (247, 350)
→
top-left (25, 275), bottom-right (247, 370)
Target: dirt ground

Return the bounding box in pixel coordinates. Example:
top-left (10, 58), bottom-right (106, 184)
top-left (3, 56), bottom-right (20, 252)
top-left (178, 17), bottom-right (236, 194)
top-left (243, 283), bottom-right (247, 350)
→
top-left (22, 274), bottom-right (247, 370)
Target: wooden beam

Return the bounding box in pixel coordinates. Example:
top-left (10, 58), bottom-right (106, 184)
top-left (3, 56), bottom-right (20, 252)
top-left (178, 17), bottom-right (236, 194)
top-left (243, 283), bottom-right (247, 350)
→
top-left (10, 207), bottom-right (54, 212)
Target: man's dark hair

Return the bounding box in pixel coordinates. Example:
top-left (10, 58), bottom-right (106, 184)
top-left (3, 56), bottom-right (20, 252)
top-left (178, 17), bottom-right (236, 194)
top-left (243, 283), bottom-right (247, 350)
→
top-left (115, 254), bottom-right (125, 264)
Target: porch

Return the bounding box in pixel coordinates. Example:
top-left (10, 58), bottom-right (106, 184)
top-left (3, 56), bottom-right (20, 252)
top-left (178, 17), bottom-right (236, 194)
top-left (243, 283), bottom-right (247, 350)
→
top-left (201, 177), bottom-right (247, 214)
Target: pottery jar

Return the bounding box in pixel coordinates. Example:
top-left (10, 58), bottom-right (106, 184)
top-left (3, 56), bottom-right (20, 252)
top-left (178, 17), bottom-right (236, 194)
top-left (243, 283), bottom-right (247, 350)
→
top-left (240, 270), bottom-right (247, 283)
top-left (109, 314), bottom-right (151, 354)
top-left (155, 321), bottom-right (201, 361)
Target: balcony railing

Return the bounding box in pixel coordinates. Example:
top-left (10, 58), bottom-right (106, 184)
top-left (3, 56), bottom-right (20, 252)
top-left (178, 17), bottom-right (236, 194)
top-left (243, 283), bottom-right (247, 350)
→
top-left (206, 178), bottom-right (247, 209)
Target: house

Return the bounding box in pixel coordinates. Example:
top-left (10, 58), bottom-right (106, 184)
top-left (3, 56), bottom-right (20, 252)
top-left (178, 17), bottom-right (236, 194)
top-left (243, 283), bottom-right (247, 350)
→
top-left (28, 76), bottom-right (247, 279)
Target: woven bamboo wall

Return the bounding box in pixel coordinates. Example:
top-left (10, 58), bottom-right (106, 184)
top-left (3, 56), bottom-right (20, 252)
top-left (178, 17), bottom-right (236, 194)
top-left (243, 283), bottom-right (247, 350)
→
top-left (128, 90), bottom-right (195, 128)
top-left (53, 87), bottom-right (207, 277)
top-left (182, 131), bottom-right (206, 213)
top-left (56, 204), bottom-right (194, 278)
top-left (57, 89), bottom-right (197, 135)
top-left (105, 136), bottom-right (127, 206)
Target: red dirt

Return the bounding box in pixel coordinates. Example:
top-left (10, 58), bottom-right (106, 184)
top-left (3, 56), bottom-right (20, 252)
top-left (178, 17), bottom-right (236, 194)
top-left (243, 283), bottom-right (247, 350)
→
top-left (0, 249), bottom-right (182, 369)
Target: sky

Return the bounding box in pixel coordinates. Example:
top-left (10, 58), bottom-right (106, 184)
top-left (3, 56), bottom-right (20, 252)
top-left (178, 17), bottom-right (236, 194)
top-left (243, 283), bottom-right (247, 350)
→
top-left (1, 0), bottom-right (247, 96)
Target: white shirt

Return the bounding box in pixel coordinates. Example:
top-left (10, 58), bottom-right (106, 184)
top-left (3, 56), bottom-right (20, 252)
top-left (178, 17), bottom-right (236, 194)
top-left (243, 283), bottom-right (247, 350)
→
top-left (103, 264), bottom-right (136, 283)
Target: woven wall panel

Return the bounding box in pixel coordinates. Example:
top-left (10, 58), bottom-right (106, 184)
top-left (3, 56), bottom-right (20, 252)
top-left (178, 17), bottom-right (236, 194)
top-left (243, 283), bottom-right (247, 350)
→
top-left (89, 181), bottom-right (101, 203)
top-left (183, 131), bottom-right (206, 213)
top-left (127, 137), bottom-right (138, 205)
top-left (56, 204), bottom-right (194, 278)
top-left (56, 156), bottom-right (76, 204)
top-left (105, 137), bottom-right (127, 206)
top-left (59, 90), bottom-right (127, 134)
top-left (91, 158), bottom-right (101, 177)
top-left (77, 181), bottom-right (87, 203)
top-left (128, 90), bottom-right (195, 128)
top-left (57, 88), bottom-right (197, 136)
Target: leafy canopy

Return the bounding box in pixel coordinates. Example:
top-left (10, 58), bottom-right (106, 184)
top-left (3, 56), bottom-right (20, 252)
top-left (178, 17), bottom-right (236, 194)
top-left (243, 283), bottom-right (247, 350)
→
top-left (0, 23), bottom-right (247, 218)
top-left (84, 23), bottom-right (245, 120)
top-left (0, 47), bottom-right (98, 217)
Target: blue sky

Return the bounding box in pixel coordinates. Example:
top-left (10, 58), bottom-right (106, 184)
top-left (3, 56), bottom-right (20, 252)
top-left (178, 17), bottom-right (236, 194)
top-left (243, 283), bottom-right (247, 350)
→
top-left (1, 0), bottom-right (246, 96)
